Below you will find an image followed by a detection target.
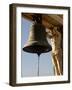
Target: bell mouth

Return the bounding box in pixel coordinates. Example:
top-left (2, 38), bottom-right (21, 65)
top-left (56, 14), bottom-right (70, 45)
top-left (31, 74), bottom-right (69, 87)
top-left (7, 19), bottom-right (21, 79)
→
top-left (23, 42), bottom-right (52, 55)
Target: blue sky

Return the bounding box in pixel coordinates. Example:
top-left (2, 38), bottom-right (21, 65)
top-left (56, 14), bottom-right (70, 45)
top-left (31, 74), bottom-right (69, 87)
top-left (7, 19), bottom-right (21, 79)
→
top-left (21, 16), bottom-right (54, 77)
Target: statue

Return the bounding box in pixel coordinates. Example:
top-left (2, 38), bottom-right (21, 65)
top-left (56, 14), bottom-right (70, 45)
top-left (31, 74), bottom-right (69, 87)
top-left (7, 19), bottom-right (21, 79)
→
top-left (46, 27), bottom-right (63, 75)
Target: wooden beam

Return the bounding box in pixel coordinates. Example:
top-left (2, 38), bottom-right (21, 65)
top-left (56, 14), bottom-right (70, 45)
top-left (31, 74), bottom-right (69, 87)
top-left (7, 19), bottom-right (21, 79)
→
top-left (48, 15), bottom-right (63, 25)
top-left (22, 14), bottom-right (63, 29)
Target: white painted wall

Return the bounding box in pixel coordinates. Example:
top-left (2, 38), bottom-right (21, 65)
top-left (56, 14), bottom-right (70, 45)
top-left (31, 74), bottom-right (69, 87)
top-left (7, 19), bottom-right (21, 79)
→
top-left (0, 0), bottom-right (72, 90)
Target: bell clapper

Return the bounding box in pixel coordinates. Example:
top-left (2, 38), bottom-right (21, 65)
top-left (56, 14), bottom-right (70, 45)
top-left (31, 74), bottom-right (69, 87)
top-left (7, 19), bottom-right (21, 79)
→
top-left (37, 53), bottom-right (40, 76)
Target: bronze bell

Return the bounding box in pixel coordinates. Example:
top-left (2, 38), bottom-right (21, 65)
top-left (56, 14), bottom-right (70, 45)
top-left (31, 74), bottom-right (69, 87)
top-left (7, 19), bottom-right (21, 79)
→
top-left (23, 23), bottom-right (52, 55)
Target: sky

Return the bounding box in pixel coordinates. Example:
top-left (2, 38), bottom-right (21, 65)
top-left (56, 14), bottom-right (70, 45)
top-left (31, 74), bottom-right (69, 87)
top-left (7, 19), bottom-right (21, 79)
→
top-left (21, 16), bottom-right (54, 77)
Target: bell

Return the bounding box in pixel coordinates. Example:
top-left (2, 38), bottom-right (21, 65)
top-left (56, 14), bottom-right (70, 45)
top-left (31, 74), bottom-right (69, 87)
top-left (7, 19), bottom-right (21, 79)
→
top-left (23, 22), bottom-right (52, 55)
